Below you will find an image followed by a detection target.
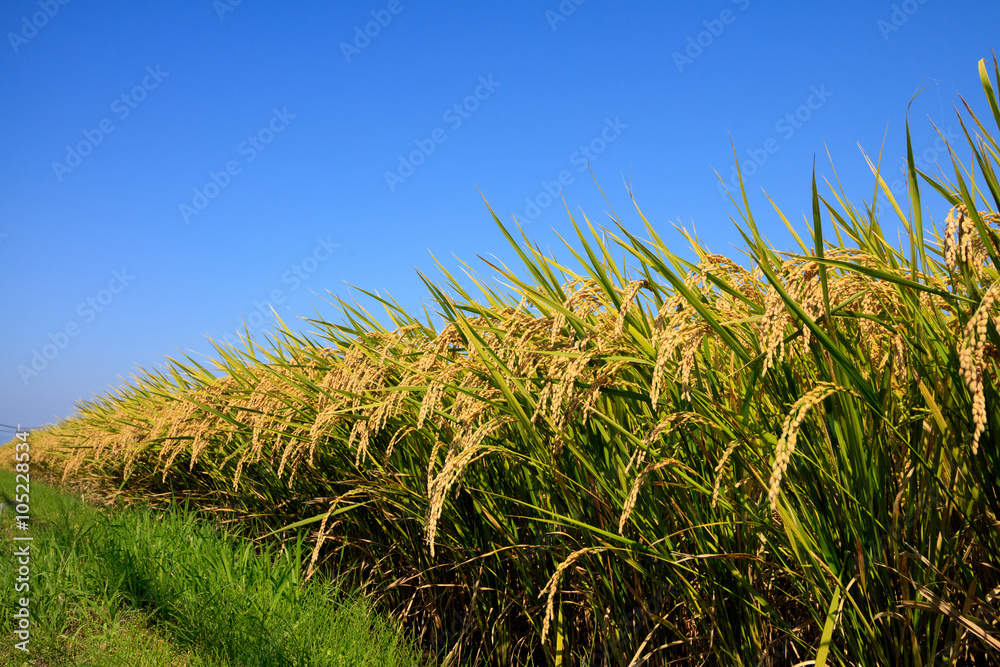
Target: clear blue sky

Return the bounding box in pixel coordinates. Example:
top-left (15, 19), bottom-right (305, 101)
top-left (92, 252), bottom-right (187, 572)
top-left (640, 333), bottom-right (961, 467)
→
top-left (3, 0), bottom-right (998, 429)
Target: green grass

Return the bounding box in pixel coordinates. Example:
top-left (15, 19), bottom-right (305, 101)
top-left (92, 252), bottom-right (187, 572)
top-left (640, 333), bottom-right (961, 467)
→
top-left (0, 468), bottom-right (425, 666)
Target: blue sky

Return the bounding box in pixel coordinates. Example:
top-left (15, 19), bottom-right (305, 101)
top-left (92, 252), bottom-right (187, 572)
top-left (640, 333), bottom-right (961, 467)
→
top-left (3, 0), bottom-right (998, 430)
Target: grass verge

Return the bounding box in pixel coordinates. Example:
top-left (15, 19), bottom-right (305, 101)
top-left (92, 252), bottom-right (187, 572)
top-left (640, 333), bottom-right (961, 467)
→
top-left (0, 467), bottom-right (424, 666)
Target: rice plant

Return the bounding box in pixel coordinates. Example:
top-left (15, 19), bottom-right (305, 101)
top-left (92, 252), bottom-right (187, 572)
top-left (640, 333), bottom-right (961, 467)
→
top-left (31, 57), bottom-right (1000, 665)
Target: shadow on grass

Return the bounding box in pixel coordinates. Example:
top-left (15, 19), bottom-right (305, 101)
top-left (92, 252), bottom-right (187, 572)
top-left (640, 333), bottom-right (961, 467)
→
top-left (0, 470), bottom-right (423, 667)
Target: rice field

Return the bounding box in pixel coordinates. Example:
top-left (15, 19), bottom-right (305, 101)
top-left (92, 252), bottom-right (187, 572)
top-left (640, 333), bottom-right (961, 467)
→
top-left (19, 58), bottom-right (1000, 665)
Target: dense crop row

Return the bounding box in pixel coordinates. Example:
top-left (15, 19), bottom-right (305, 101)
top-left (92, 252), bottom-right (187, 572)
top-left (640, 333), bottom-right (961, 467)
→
top-left (31, 59), bottom-right (1000, 665)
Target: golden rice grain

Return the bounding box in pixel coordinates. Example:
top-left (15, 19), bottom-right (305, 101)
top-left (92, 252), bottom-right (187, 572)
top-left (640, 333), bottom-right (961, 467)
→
top-left (959, 281), bottom-right (1000, 454)
top-left (618, 458), bottom-right (678, 534)
top-left (768, 382), bottom-right (850, 510)
top-left (538, 547), bottom-right (604, 644)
